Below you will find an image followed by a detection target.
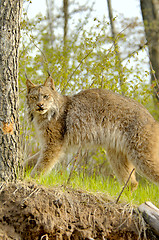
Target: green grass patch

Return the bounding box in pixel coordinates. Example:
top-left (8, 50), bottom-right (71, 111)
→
top-left (24, 169), bottom-right (159, 207)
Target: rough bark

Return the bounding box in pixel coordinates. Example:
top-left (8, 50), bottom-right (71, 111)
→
top-left (0, 0), bottom-right (23, 181)
top-left (140, 0), bottom-right (159, 109)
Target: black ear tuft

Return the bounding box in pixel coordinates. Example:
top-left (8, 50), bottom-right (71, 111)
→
top-left (44, 76), bottom-right (56, 91)
top-left (26, 79), bottom-right (35, 93)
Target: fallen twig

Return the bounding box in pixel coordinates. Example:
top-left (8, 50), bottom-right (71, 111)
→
top-left (116, 168), bottom-right (135, 204)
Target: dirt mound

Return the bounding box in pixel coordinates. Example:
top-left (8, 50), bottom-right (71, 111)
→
top-left (0, 181), bottom-right (157, 239)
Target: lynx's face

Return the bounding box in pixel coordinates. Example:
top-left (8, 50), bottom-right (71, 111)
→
top-left (27, 86), bottom-right (54, 114)
top-left (26, 77), bottom-right (59, 120)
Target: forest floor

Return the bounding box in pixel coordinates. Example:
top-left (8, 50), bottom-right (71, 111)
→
top-left (0, 181), bottom-right (158, 240)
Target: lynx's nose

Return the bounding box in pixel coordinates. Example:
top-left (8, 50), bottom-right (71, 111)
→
top-left (37, 103), bottom-right (43, 108)
top-left (36, 103), bottom-right (44, 111)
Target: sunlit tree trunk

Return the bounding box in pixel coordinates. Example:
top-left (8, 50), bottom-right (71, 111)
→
top-left (0, 0), bottom-right (23, 181)
top-left (46, 0), bottom-right (54, 47)
top-left (62, 0), bottom-right (69, 94)
top-left (140, 0), bottom-right (159, 112)
top-left (63, 0), bottom-right (68, 44)
top-left (106, 0), bottom-right (124, 94)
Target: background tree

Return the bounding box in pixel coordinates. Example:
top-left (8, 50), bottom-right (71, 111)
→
top-left (0, 0), bottom-right (23, 181)
top-left (63, 0), bottom-right (68, 43)
top-left (140, 0), bottom-right (159, 112)
top-left (106, 0), bottom-right (124, 93)
top-left (46, 0), bottom-right (55, 47)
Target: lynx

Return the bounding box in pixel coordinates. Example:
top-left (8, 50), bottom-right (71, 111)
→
top-left (24, 76), bottom-right (159, 190)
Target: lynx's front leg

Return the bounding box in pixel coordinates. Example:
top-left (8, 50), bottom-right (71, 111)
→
top-left (23, 151), bottom-right (40, 170)
top-left (30, 144), bottom-right (64, 177)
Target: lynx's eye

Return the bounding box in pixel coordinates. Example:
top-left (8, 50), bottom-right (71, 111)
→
top-left (30, 96), bottom-right (37, 100)
top-left (43, 95), bottom-right (49, 99)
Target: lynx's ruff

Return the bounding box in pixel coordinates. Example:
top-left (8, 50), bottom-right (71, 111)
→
top-left (24, 77), bottom-right (159, 190)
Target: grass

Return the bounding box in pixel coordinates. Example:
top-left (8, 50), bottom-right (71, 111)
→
top-left (24, 168), bottom-right (159, 207)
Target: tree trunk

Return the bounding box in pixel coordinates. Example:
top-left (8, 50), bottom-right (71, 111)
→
top-left (0, 0), bottom-right (23, 181)
top-left (63, 0), bottom-right (69, 44)
top-left (46, 0), bottom-right (54, 47)
top-left (140, 0), bottom-right (159, 111)
top-left (106, 0), bottom-right (124, 94)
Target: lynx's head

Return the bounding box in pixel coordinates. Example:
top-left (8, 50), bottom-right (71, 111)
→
top-left (26, 77), bottom-right (60, 121)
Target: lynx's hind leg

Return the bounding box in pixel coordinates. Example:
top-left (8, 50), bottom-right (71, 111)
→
top-left (107, 150), bottom-right (138, 190)
top-left (130, 149), bottom-right (159, 185)
top-left (129, 123), bottom-right (159, 186)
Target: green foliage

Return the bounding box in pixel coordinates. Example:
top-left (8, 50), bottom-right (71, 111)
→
top-left (19, 12), bottom-right (151, 96)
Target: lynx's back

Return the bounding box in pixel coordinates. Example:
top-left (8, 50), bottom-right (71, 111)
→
top-left (66, 88), bottom-right (154, 149)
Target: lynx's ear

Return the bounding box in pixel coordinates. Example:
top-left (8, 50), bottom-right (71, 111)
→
top-left (26, 79), bottom-right (35, 93)
top-left (44, 76), bottom-right (56, 91)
